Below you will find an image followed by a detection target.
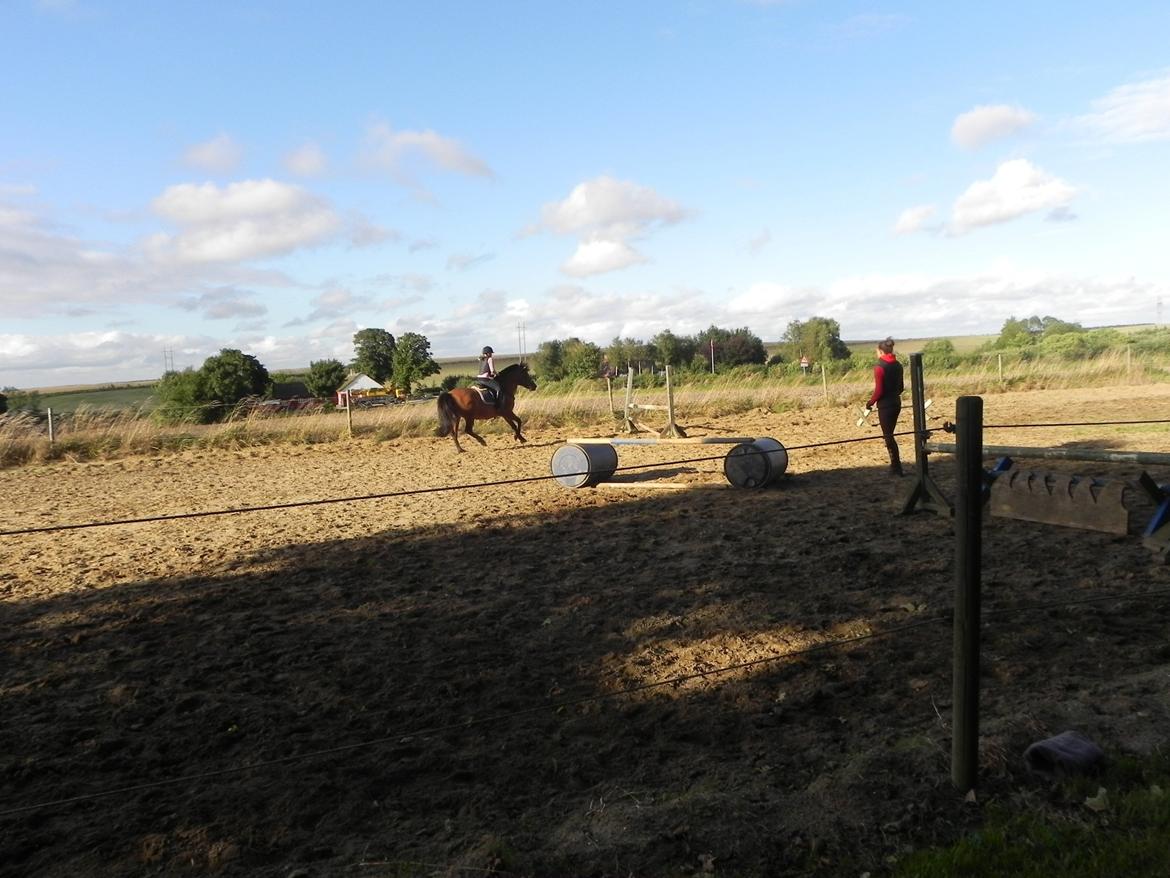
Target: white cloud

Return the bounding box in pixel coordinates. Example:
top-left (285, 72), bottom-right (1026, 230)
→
top-left (361, 121), bottom-right (493, 195)
top-left (147, 179), bottom-right (342, 263)
top-left (284, 142), bottom-right (328, 176)
top-left (446, 252), bottom-right (494, 272)
top-left (183, 133), bottom-right (244, 173)
top-left (949, 159), bottom-right (1076, 234)
top-left (175, 287), bottom-right (268, 320)
top-left (893, 204), bottom-right (936, 235)
top-left (561, 238), bottom-right (646, 277)
top-left (0, 196), bottom-right (304, 319)
top-left (951, 104), bottom-right (1036, 150)
top-left (1077, 72), bottom-right (1170, 143)
top-left (535, 175), bottom-right (689, 277)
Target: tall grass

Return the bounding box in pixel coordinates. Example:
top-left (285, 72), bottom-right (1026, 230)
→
top-left (2, 349), bottom-right (1166, 469)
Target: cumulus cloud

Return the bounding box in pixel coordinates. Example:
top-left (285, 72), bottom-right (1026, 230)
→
top-left (951, 104), bottom-right (1036, 150)
top-left (1077, 72), bottom-right (1170, 143)
top-left (182, 133), bottom-right (244, 173)
top-left (949, 159), bottom-right (1076, 234)
top-left (361, 121), bottom-right (493, 195)
top-left (893, 204), bottom-right (936, 235)
top-left (146, 179), bottom-right (342, 263)
top-left (534, 176), bottom-right (689, 277)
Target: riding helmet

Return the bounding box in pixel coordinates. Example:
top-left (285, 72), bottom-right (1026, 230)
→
top-left (482, 346), bottom-right (494, 355)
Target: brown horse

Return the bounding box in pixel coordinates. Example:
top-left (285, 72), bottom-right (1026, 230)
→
top-left (435, 362), bottom-right (538, 452)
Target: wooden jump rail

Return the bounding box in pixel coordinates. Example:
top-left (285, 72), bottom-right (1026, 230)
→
top-left (923, 442), bottom-right (1170, 467)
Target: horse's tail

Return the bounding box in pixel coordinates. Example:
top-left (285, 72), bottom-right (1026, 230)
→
top-left (436, 392), bottom-right (455, 437)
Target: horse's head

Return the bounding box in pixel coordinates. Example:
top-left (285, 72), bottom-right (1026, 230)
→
top-left (516, 361), bottom-right (537, 391)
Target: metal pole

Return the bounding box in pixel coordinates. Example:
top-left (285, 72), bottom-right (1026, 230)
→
top-left (952, 395), bottom-right (983, 792)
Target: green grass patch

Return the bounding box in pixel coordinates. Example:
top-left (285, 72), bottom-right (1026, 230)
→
top-left (40, 385), bottom-right (158, 413)
top-left (895, 754), bottom-right (1170, 877)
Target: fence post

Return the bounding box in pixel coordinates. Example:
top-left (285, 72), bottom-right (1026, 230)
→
top-left (47, 407), bottom-right (55, 446)
top-left (997, 353), bottom-right (1003, 383)
top-left (952, 395), bottom-right (983, 792)
top-left (820, 364), bottom-right (828, 400)
top-left (344, 392), bottom-right (353, 436)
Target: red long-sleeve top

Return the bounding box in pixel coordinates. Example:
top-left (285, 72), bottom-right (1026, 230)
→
top-left (867, 353), bottom-right (898, 407)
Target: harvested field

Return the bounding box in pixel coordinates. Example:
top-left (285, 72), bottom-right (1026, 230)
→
top-left (2, 383), bottom-right (1170, 877)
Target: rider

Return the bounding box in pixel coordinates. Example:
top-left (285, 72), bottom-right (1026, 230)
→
top-left (476, 345), bottom-right (502, 407)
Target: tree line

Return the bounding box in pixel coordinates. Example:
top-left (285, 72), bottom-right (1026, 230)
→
top-left (153, 328), bottom-right (439, 423)
top-left (533, 318), bottom-right (851, 381)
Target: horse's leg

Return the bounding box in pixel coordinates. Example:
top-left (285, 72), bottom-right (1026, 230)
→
top-left (464, 415), bottom-right (487, 447)
top-left (451, 412), bottom-right (464, 452)
top-left (503, 410), bottom-right (526, 443)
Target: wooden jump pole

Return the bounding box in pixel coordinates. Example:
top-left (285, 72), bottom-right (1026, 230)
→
top-left (924, 442), bottom-right (1170, 467)
top-left (952, 396), bottom-right (984, 793)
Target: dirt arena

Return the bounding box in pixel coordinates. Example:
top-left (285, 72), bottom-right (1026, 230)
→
top-left (2, 383), bottom-right (1169, 877)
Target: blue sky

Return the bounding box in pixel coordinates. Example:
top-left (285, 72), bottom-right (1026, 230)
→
top-left (2, 0), bottom-right (1169, 388)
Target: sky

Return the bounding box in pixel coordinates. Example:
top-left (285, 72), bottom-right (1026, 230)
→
top-left (2, 1), bottom-right (1169, 388)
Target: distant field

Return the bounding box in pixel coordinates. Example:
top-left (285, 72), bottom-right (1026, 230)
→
top-left (38, 385), bottom-right (158, 413)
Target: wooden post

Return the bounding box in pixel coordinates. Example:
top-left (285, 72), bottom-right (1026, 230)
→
top-left (997, 353), bottom-right (1003, 383)
top-left (659, 365), bottom-right (685, 438)
top-left (1127, 345), bottom-right (1132, 379)
top-left (952, 395), bottom-right (983, 792)
top-left (623, 367), bottom-right (636, 433)
top-left (47, 407), bottom-right (55, 446)
top-left (606, 376), bottom-right (615, 416)
top-left (344, 392), bottom-right (353, 436)
top-left (901, 354), bottom-right (952, 516)
top-left (820, 364), bottom-right (828, 400)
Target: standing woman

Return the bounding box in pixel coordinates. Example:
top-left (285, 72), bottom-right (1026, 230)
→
top-left (866, 337), bottom-right (904, 476)
top-left (476, 345), bottom-right (501, 406)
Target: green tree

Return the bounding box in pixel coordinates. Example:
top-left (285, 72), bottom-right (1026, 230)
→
top-left (651, 330), bottom-right (697, 368)
top-left (352, 328), bottom-right (396, 383)
top-left (695, 325), bottom-right (768, 368)
top-left (2, 388), bottom-right (43, 414)
top-left (920, 339), bottom-right (960, 369)
top-left (562, 338), bottom-right (604, 378)
top-left (200, 348), bottom-right (270, 405)
top-left (991, 316), bottom-right (1040, 349)
top-left (1040, 316), bottom-right (1084, 337)
top-left (154, 368), bottom-right (213, 424)
top-left (305, 359), bottom-right (348, 398)
top-left (780, 317), bottom-right (851, 364)
top-left (533, 339), bottom-right (566, 381)
top-left (391, 332), bottom-right (440, 394)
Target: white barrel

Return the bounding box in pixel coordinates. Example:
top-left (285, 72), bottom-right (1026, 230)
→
top-left (723, 438), bottom-right (787, 488)
top-left (551, 443), bottom-right (619, 488)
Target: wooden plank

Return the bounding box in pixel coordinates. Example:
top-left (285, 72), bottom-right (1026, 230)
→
top-left (989, 470), bottom-right (1129, 535)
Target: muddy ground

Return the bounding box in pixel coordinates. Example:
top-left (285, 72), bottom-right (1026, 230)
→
top-left (2, 383), bottom-right (1169, 877)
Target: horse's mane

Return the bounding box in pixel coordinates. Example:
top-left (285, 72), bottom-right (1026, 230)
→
top-left (498, 362), bottom-right (528, 377)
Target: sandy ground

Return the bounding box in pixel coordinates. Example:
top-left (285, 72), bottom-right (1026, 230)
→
top-left (2, 383), bottom-right (1169, 877)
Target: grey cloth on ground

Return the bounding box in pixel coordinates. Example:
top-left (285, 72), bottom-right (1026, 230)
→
top-left (1023, 730), bottom-right (1105, 776)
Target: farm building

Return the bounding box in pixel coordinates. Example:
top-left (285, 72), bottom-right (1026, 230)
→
top-left (335, 373), bottom-right (389, 406)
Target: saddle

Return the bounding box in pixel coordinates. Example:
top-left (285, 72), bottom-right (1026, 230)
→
top-left (472, 381), bottom-right (499, 406)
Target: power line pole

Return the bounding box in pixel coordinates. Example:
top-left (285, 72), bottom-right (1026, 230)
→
top-left (163, 348), bottom-right (174, 374)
